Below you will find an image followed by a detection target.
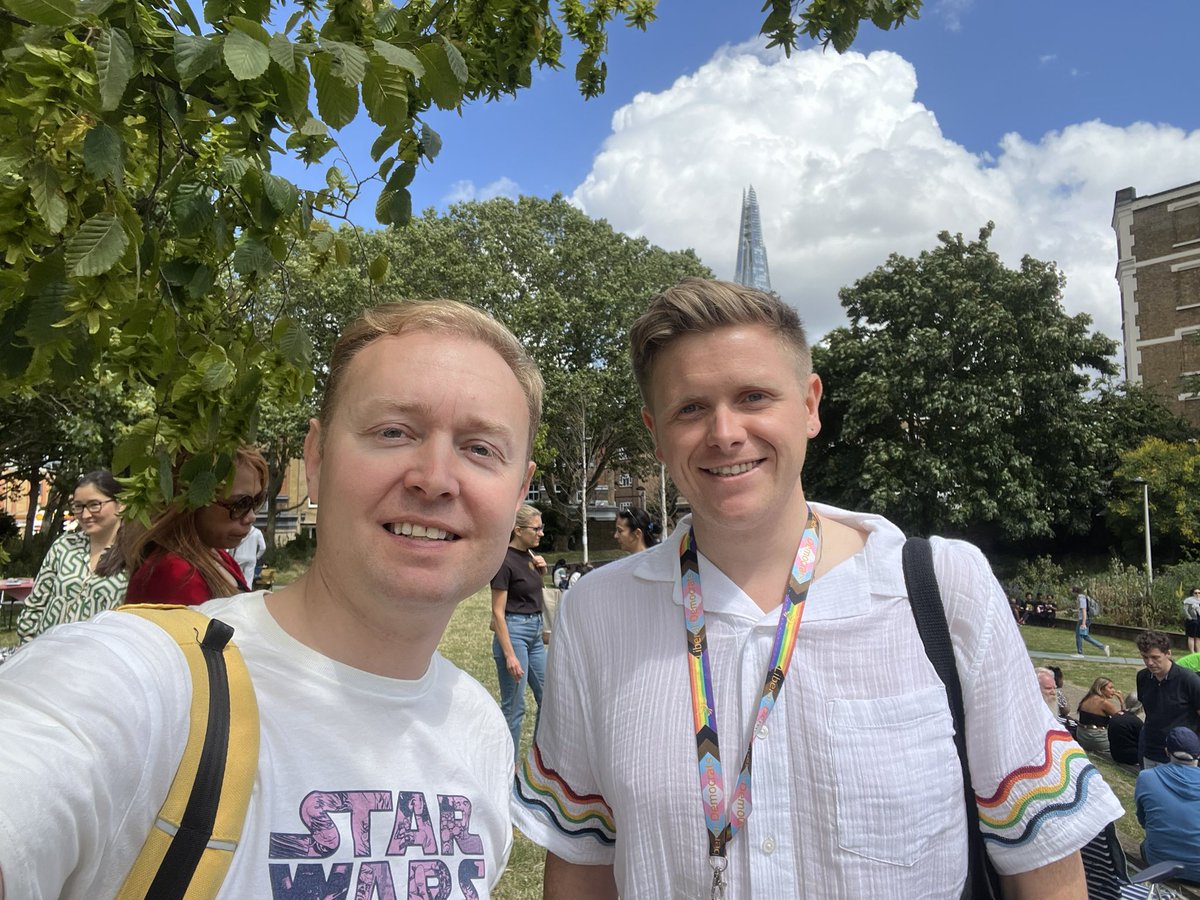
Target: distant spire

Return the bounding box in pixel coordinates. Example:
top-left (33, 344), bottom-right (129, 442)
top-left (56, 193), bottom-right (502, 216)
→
top-left (734, 185), bottom-right (772, 292)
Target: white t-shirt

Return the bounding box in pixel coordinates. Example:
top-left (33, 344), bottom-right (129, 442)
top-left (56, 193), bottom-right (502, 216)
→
top-left (0, 592), bottom-right (513, 899)
top-left (513, 504), bottom-right (1123, 899)
top-left (232, 526), bottom-right (267, 586)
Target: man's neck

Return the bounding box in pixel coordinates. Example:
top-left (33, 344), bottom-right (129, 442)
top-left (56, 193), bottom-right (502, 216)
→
top-left (691, 501), bottom-right (866, 613)
top-left (266, 567), bottom-right (454, 680)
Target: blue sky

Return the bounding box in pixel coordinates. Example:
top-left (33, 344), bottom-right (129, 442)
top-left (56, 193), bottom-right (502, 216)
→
top-left (275, 0), bottom-right (1200, 347)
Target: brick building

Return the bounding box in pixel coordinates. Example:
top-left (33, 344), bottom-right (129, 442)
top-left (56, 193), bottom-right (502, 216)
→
top-left (1113, 181), bottom-right (1200, 424)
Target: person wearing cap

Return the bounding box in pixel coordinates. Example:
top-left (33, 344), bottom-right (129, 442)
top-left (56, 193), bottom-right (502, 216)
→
top-left (1135, 630), bottom-right (1200, 768)
top-left (1135, 726), bottom-right (1200, 884)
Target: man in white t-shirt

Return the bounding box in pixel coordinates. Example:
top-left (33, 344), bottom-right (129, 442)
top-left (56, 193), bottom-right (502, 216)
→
top-left (513, 279), bottom-right (1122, 899)
top-left (0, 299), bottom-right (543, 899)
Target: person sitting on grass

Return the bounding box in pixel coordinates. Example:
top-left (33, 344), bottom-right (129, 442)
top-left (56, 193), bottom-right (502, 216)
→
top-left (1107, 694), bottom-right (1144, 768)
top-left (1135, 726), bottom-right (1200, 885)
top-left (1075, 677), bottom-right (1124, 756)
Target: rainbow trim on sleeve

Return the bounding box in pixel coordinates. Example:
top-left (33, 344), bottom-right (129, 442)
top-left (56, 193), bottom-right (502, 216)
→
top-left (514, 742), bottom-right (616, 846)
top-left (976, 729), bottom-right (1100, 847)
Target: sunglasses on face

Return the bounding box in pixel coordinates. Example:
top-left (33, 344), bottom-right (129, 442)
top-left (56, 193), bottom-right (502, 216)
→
top-left (215, 492), bottom-right (267, 520)
top-left (70, 499), bottom-right (116, 515)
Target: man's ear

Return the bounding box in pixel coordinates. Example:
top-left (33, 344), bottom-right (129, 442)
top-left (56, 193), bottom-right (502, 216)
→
top-left (518, 460), bottom-right (536, 511)
top-left (641, 406), bottom-right (664, 462)
top-left (303, 418), bottom-right (322, 505)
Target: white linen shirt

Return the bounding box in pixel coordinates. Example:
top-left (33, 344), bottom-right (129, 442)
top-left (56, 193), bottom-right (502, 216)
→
top-left (513, 504), bottom-right (1123, 899)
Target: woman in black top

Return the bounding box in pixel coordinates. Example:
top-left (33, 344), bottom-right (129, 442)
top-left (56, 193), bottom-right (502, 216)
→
top-left (1076, 677), bottom-right (1123, 754)
top-left (491, 504), bottom-right (548, 754)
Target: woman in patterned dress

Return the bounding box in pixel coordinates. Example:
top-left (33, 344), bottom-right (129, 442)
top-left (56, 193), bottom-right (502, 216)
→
top-left (16, 470), bottom-right (127, 644)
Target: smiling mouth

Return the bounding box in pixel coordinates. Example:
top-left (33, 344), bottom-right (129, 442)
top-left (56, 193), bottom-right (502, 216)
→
top-left (704, 461), bottom-right (761, 477)
top-left (385, 522), bottom-right (459, 541)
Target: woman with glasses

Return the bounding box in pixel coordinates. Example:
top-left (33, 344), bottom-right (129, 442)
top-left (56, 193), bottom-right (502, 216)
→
top-left (491, 504), bottom-right (548, 753)
top-left (16, 470), bottom-right (128, 643)
top-left (124, 446), bottom-right (269, 605)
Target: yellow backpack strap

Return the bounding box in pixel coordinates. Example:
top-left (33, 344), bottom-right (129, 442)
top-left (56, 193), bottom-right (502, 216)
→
top-left (115, 604), bottom-right (260, 900)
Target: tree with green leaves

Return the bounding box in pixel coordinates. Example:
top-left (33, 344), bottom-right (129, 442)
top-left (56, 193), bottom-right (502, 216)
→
top-left (1109, 437), bottom-right (1200, 564)
top-left (262, 195), bottom-right (710, 536)
top-left (808, 223), bottom-right (1119, 542)
top-left (1, 0), bottom-right (922, 516)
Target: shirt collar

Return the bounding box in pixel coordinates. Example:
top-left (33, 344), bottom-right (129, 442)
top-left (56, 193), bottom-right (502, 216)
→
top-left (631, 503), bottom-right (908, 623)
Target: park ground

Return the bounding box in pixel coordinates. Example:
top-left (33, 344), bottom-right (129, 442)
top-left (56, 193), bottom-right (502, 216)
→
top-left (0, 589), bottom-right (1174, 898)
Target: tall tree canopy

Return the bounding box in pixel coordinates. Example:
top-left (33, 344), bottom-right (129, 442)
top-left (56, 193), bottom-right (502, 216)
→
top-left (267, 195), bottom-right (710, 528)
top-left (0, 0), bottom-right (921, 513)
top-left (808, 223), bottom-right (1121, 542)
top-left (1109, 438), bottom-right (1200, 564)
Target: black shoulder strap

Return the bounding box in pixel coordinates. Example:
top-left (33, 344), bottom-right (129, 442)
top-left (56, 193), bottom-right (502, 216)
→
top-left (902, 537), bottom-right (1000, 900)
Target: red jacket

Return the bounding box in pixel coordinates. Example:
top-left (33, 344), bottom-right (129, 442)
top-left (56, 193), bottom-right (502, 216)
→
top-left (126, 548), bottom-right (249, 606)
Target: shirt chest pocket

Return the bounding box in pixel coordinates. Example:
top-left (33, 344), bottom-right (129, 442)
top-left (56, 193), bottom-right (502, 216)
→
top-left (827, 685), bottom-right (963, 867)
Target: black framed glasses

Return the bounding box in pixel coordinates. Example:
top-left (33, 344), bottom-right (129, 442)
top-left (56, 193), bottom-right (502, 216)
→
top-left (69, 499), bottom-right (115, 515)
top-left (215, 491), bottom-right (267, 520)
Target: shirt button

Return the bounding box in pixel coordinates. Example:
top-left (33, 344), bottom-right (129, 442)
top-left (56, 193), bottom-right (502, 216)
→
top-left (757, 724), bottom-right (769, 740)
top-left (762, 836), bottom-right (776, 855)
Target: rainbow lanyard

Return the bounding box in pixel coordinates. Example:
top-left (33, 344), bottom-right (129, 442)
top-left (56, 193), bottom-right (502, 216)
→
top-left (679, 508), bottom-right (821, 900)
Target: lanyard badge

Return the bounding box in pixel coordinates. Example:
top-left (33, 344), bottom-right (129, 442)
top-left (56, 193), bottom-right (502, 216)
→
top-left (679, 507), bottom-right (821, 898)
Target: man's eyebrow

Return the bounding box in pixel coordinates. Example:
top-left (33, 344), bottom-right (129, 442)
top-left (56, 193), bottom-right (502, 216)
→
top-left (356, 398), bottom-right (518, 442)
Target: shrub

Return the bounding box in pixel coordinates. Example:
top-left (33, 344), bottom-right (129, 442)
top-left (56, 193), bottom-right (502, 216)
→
top-left (1078, 559), bottom-right (1169, 629)
top-left (1009, 556), bottom-right (1068, 601)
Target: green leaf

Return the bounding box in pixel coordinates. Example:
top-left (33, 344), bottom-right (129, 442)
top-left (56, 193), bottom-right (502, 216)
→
top-left (220, 155), bottom-right (251, 184)
top-left (96, 27), bottom-right (134, 112)
top-left (65, 214), bottom-right (129, 277)
top-left (158, 451), bottom-right (174, 504)
top-left (362, 56), bottom-right (409, 128)
top-left (322, 40), bottom-right (368, 86)
top-left (273, 318), bottom-right (312, 366)
top-left (83, 123), bottom-right (123, 184)
top-left (112, 428), bottom-right (151, 476)
top-left (229, 15), bottom-right (270, 44)
top-left (415, 43), bottom-right (462, 110)
top-left (311, 54), bottom-right (359, 130)
top-left (202, 357), bottom-right (235, 390)
top-left (171, 182), bottom-right (214, 238)
top-left (29, 162), bottom-right (68, 235)
top-left (375, 186), bottom-right (411, 226)
top-left (420, 122), bottom-right (441, 161)
top-left (368, 253), bottom-right (389, 284)
top-left (333, 238), bottom-right (350, 267)
top-left (372, 39), bottom-right (424, 77)
top-left (187, 469), bottom-right (219, 507)
top-left (224, 29), bottom-right (270, 80)
top-left (262, 173), bottom-right (299, 214)
top-left (174, 34), bottom-right (221, 81)
top-left (299, 117), bottom-right (327, 136)
top-left (439, 35), bottom-right (467, 84)
top-left (268, 32), bottom-right (298, 72)
top-left (233, 237), bottom-right (273, 277)
top-left (6, 0), bottom-right (78, 26)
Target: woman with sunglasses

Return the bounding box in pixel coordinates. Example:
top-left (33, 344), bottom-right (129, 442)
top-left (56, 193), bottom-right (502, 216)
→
top-left (124, 446), bottom-right (269, 605)
top-left (16, 470), bottom-right (128, 643)
top-left (613, 506), bottom-right (661, 555)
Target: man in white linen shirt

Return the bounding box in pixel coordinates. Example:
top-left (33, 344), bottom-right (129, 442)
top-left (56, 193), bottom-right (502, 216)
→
top-left (0, 299), bottom-right (543, 899)
top-left (513, 278), bottom-right (1122, 899)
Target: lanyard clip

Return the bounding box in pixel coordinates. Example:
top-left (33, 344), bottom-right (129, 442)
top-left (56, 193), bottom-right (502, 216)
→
top-left (709, 855), bottom-right (727, 900)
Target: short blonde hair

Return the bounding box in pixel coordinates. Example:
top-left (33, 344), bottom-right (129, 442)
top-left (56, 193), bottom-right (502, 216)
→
top-left (629, 278), bottom-right (811, 403)
top-left (513, 504), bottom-right (542, 539)
top-left (321, 299), bottom-right (543, 457)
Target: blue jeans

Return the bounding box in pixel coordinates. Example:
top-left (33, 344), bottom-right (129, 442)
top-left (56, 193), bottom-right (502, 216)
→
top-left (493, 613), bottom-right (546, 753)
top-left (1076, 622), bottom-right (1105, 654)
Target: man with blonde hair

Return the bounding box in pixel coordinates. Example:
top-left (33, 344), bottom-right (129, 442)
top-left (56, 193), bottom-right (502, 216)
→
top-left (0, 299), bottom-right (541, 898)
top-left (514, 278), bottom-right (1121, 899)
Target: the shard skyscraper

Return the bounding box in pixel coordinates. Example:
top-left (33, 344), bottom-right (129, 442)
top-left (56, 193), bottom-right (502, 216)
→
top-left (733, 185), bottom-right (772, 292)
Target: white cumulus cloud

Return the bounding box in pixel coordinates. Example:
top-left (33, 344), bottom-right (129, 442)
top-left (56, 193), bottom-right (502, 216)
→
top-left (442, 176), bottom-right (521, 205)
top-left (571, 43), bottom-right (1200, 356)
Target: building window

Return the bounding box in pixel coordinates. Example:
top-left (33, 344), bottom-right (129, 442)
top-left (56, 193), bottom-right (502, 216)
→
top-left (1173, 201), bottom-right (1200, 246)
top-left (617, 473), bottom-right (633, 487)
top-left (595, 483), bottom-right (609, 493)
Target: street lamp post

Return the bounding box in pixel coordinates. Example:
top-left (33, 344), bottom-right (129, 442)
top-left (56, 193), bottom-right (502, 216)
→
top-left (1131, 477), bottom-right (1152, 596)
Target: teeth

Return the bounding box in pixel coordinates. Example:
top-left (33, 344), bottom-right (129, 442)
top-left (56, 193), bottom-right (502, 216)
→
top-left (708, 462), bottom-right (757, 476)
top-left (388, 523), bottom-right (452, 540)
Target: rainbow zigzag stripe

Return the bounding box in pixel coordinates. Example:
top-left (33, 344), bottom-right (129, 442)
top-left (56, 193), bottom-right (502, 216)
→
top-left (977, 729), bottom-right (1099, 847)
top-left (514, 743), bottom-right (616, 845)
